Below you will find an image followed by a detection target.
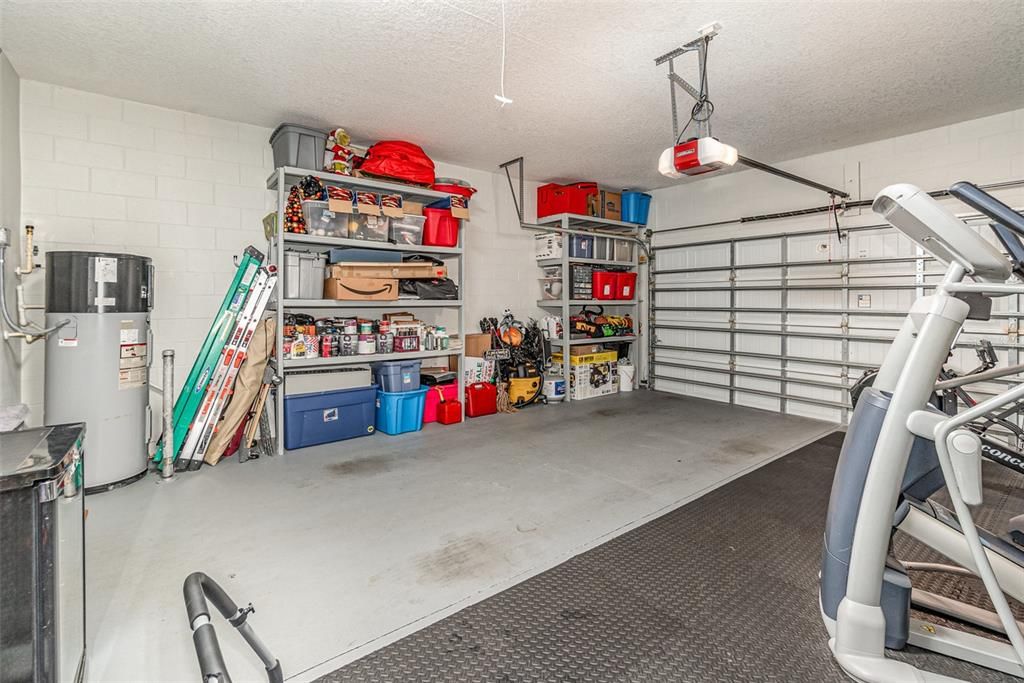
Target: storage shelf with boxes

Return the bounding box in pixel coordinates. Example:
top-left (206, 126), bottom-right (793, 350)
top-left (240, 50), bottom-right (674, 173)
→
top-left (268, 162), bottom-right (468, 454)
top-left (532, 179), bottom-right (648, 402)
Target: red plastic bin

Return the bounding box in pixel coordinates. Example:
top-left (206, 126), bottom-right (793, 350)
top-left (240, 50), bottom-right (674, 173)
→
top-left (465, 382), bottom-right (497, 417)
top-left (424, 383), bottom-right (458, 423)
top-left (616, 272), bottom-right (638, 300)
top-left (537, 182), bottom-right (598, 218)
top-left (592, 271), bottom-right (618, 300)
top-left (423, 207), bottom-right (460, 247)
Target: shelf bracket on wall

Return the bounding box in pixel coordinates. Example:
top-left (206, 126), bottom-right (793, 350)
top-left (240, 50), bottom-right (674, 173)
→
top-left (499, 156), bottom-right (525, 223)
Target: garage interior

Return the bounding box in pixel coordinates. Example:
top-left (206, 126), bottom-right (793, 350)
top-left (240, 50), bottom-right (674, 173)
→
top-left (0, 2), bottom-right (1022, 683)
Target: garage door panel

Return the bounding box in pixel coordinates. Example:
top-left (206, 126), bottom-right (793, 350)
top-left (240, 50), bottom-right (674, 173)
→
top-left (736, 333), bottom-right (780, 355)
top-left (735, 392), bottom-right (781, 412)
top-left (735, 239), bottom-right (781, 266)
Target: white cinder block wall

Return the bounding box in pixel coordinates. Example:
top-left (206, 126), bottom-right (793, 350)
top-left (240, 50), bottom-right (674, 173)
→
top-left (648, 108), bottom-right (1024, 421)
top-left (16, 80), bottom-right (539, 427)
top-left (0, 54), bottom-right (22, 409)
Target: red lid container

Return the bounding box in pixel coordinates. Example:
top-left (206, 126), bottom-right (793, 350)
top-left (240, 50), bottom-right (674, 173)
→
top-left (423, 207), bottom-right (460, 247)
top-left (616, 272), bottom-right (638, 300)
top-left (537, 182), bottom-right (598, 218)
top-left (592, 271), bottom-right (619, 300)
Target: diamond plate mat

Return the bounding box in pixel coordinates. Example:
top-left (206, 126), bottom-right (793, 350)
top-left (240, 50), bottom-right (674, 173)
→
top-left (318, 432), bottom-right (1021, 682)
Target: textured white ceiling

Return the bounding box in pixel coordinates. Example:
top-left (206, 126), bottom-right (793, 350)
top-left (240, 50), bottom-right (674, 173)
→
top-left (1, 0), bottom-right (1022, 189)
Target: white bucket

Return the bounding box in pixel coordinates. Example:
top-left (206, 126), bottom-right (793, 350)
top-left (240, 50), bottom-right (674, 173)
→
top-left (619, 364), bottom-right (635, 392)
top-left (543, 377), bottom-right (566, 401)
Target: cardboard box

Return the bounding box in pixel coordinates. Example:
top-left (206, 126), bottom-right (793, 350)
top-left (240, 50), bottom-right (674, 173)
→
top-left (570, 344), bottom-right (604, 356)
top-left (551, 355), bottom-right (619, 400)
top-left (552, 350), bottom-right (618, 366)
top-left (464, 332), bottom-right (491, 358)
top-left (403, 201), bottom-right (425, 216)
top-left (598, 190), bottom-right (621, 221)
top-left (328, 262), bottom-right (447, 280)
top-left (323, 276), bottom-right (398, 301)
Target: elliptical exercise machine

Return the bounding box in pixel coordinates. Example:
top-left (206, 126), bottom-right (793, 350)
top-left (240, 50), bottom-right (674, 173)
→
top-left (820, 182), bottom-right (1024, 681)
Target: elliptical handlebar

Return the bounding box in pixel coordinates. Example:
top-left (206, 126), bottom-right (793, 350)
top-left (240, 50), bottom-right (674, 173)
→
top-left (950, 181), bottom-right (1024, 236)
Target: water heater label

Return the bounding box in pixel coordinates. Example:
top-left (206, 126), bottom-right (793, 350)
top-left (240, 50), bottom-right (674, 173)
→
top-left (95, 257), bottom-right (118, 283)
top-left (58, 338), bottom-right (79, 347)
top-left (119, 341), bottom-right (148, 389)
top-left (120, 328), bottom-right (139, 344)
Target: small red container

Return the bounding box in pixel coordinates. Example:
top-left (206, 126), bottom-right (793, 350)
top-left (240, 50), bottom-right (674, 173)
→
top-left (616, 272), bottom-right (638, 300)
top-left (537, 182), bottom-right (598, 218)
top-left (465, 382), bottom-right (497, 417)
top-left (423, 207), bottom-right (460, 247)
top-left (592, 271), bottom-right (618, 300)
top-left (424, 384), bottom-right (458, 423)
top-left (437, 399), bottom-right (463, 425)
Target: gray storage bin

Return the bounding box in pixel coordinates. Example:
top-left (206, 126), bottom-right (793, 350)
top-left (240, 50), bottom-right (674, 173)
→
top-left (593, 237), bottom-right (611, 261)
top-left (270, 123), bottom-right (327, 171)
top-left (284, 250), bottom-right (327, 299)
top-left (371, 359), bottom-right (422, 393)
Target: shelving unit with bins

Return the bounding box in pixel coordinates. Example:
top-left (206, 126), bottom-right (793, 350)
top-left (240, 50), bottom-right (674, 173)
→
top-left (534, 212), bottom-right (642, 401)
top-left (267, 167), bottom-right (466, 454)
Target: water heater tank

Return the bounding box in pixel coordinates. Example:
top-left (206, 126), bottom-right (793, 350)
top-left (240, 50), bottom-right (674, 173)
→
top-left (44, 251), bottom-right (153, 493)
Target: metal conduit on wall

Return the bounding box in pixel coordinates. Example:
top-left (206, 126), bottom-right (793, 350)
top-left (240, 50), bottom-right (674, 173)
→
top-left (648, 185), bottom-right (1024, 424)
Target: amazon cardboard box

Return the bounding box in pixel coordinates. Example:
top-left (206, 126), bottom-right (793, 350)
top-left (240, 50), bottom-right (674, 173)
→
top-left (323, 276), bottom-right (398, 301)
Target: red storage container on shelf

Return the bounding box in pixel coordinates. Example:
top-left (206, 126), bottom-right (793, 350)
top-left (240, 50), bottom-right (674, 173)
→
top-left (537, 182), bottom-right (598, 218)
top-left (616, 272), bottom-right (638, 300)
top-left (423, 384), bottom-right (459, 423)
top-left (423, 207), bottom-right (460, 247)
top-left (465, 382), bottom-right (497, 417)
top-left (592, 271), bottom-right (618, 300)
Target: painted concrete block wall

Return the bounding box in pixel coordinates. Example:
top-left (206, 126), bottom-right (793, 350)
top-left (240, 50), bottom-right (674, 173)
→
top-left (0, 53), bottom-right (22, 411)
top-left (17, 80), bottom-right (540, 427)
top-left (649, 109), bottom-right (1024, 421)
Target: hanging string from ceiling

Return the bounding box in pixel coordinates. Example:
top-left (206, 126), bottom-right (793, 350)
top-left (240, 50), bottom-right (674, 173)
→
top-left (494, 0), bottom-right (513, 107)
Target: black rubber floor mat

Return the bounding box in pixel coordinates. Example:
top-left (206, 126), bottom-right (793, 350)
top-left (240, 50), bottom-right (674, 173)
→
top-left (319, 432), bottom-right (1019, 682)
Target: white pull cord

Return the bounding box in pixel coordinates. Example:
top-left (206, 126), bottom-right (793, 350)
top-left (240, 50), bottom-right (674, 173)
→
top-left (494, 0), bottom-right (512, 106)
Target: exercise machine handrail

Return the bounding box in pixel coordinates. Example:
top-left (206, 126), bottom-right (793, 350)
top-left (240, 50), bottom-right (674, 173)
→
top-left (183, 572), bottom-right (282, 683)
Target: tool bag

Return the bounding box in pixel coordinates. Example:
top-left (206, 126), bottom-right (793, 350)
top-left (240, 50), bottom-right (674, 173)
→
top-left (570, 306), bottom-right (634, 338)
top-left (399, 277), bottom-right (459, 300)
top-left (357, 141), bottom-right (435, 186)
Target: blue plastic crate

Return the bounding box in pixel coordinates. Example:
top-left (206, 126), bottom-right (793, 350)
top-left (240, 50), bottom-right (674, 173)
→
top-left (376, 386), bottom-right (428, 435)
top-left (284, 385), bottom-right (377, 449)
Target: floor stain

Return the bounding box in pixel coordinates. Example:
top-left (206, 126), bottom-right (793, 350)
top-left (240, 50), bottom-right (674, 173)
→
top-left (416, 534), bottom-right (501, 584)
top-left (718, 437), bottom-right (763, 457)
top-left (325, 455), bottom-right (394, 477)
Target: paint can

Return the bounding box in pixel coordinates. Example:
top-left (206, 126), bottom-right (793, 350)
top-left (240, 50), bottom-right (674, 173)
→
top-left (339, 334), bottom-right (356, 356)
top-left (358, 320), bottom-right (374, 335)
top-left (357, 334), bottom-right (375, 355)
top-left (376, 333), bottom-right (394, 354)
top-left (342, 319), bottom-right (357, 335)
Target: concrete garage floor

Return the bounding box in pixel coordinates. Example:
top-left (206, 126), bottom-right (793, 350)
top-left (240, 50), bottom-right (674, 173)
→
top-left (82, 391), bottom-right (835, 682)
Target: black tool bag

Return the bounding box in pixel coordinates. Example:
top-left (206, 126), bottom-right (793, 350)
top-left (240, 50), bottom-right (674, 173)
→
top-left (400, 277), bottom-right (459, 300)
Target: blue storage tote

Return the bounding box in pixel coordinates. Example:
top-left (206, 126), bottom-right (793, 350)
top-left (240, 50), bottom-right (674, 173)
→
top-left (371, 359), bottom-right (421, 393)
top-left (376, 387), bottom-right (428, 435)
top-left (284, 385), bottom-right (377, 449)
top-left (621, 192), bottom-right (652, 225)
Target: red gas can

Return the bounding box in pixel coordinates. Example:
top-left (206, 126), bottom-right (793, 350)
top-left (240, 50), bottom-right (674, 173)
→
top-left (616, 272), bottom-right (638, 300)
top-left (465, 382), bottom-right (498, 417)
top-left (423, 207), bottom-right (460, 247)
top-left (437, 398), bottom-right (463, 425)
top-left (424, 383), bottom-right (458, 423)
top-left (592, 271), bottom-right (618, 300)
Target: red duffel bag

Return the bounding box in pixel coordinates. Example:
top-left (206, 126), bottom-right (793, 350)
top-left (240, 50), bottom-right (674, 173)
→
top-left (358, 140), bottom-right (435, 186)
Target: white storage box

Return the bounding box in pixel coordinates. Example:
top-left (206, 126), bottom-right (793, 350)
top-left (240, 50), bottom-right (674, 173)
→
top-left (464, 356), bottom-right (496, 384)
top-left (284, 251), bottom-right (327, 299)
top-left (535, 232), bottom-right (561, 260)
top-left (286, 366), bottom-right (373, 396)
top-left (613, 240), bottom-right (634, 262)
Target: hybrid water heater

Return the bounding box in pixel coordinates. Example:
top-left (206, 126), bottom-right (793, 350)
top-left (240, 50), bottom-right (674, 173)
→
top-left (44, 251), bottom-right (153, 493)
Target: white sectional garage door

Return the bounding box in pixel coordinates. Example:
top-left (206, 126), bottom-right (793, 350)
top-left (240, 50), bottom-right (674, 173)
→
top-left (650, 219), bottom-right (1020, 424)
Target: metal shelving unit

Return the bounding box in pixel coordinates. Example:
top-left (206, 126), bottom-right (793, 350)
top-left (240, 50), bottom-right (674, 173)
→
top-left (268, 167), bottom-right (465, 454)
top-left (536, 213), bottom-right (642, 400)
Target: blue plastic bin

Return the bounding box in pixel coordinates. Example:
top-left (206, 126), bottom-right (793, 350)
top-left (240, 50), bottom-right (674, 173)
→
top-left (569, 235), bottom-right (594, 258)
top-left (376, 386), bottom-right (428, 435)
top-left (621, 192), bottom-right (652, 225)
top-left (284, 385), bottom-right (377, 449)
